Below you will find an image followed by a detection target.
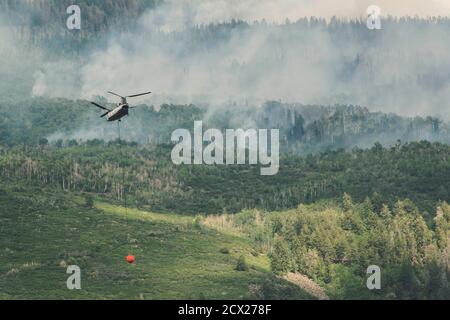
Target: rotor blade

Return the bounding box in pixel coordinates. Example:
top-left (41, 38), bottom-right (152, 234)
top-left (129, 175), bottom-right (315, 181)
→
top-left (100, 111), bottom-right (109, 118)
top-left (108, 91), bottom-right (125, 99)
top-left (91, 102), bottom-right (111, 111)
top-left (126, 91), bottom-right (152, 98)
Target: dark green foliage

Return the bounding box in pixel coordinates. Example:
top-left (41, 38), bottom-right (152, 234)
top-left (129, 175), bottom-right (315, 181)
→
top-left (0, 184), bottom-right (311, 299)
top-left (259, 198), bottom-right (449, 299)
top-left (249, 276), bottom-right (314, 300)
top-left (1, 5), bottom-right (449, 300)
top-left (0, 98), bottom-right (204, 147)
top-left (0, 140), bottom-right (449, 217)
top-left (38, 138), bottom-right (48, 146)
top-left (0, 98), bottom-right (448, 299)
top-left (236, 255), bottom-right (249, 272)
top-left (1, 98), bottom-right (448, 152)
top-left (0, 0), bottom-right (160, 54)
top-left (269, 238), bottom-right (294, 275)
top-left (84, 194), bottom-right (94, 208)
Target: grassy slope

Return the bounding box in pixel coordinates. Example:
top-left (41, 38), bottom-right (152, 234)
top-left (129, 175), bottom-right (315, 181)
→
top-left (0, 184), bottom-right (310, 300)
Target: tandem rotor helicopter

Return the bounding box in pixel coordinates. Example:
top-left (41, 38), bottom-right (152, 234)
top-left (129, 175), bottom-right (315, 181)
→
top-left (90, 91), bottom-right (152, 122)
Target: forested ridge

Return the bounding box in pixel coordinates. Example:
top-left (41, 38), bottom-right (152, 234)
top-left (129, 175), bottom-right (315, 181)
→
top-left (204, 197), bottom-right (450, 299)
top-left (1, 98), bottom-right (448, 150)
top-left (1, 140), bottom-right (449, 219)
top-left (1, 0), bottom-right (160, 51)
top-left (4, 3), bottom-right (450, 54)
top-left (0, 98), bottom-right (449, 217)
top-left (1, 2), bottom-right (449, 299)
top-left (1, 130), bottom-right (449, 298)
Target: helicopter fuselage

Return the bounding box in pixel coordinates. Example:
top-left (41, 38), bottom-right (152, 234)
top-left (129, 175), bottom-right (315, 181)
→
top-left (106, 104), bottom-right (129, 122)
top-left (90, 91), bottom-right (150, 122)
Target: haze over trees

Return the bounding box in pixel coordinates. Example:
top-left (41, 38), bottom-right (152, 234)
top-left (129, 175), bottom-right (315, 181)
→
top-left (0, 1), bottom-right (449, 299)
top-left (2, 2), bottom-right (450, 117)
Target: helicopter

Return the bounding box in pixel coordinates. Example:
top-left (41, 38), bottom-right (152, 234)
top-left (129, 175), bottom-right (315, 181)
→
top-left (90, 91), bottom-right (152, 122)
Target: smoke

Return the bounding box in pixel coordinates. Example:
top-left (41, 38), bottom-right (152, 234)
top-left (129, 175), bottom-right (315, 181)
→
top-left (32, 60), bottom-right (82, 98)
top-left (2, 1), bottom-right (450, 119)
top-left (74, 1), bottom-right (450, 119)
top-left (0, 22), bottom-right (42, 98)
top-left (134, 0), bottom-right (450, 28)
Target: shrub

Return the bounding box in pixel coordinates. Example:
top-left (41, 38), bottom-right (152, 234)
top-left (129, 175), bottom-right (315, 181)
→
top-left (269, 237), bottom-right (294, 275)
top-left (193, 215), bottom-right (204, 230)
top-left (84, 194), bottom-right (94, 208)
top-left (236, 255), bottom-right (249, 271)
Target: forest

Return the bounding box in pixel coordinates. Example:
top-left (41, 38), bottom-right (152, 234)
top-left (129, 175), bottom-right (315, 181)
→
top-left (0, 98), bottom-right (448, 150)
top-left (0, 1), bottom-right (449, 300)
top-left (0, 98), bottom-right (449, 219)
top-left (0, 0), bottom-right (160, 51)
top-left (203, 196), bottom-right (450, 299)
top-left (1, 138), bottom-right (449, 219)
top-left (1, 136), bottom-right (449, 298)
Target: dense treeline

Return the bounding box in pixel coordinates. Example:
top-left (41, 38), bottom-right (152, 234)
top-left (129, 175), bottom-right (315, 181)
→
top-left (1, 2), bottom-right (449, 300)
top-left (1, 97), bottom-right (448, 153)
top-left (4, 2), bottom-right (450, 55)
top-left (0, 141), bottom-right (448, 219)
top-left (1, 0), bottom-right (160, 52)
top-left (0, 98), bottom-right (203, 146)
top-left (205, 196), bottom-right (450, 299)
top-left (208, 101), bottom-right (449, 153)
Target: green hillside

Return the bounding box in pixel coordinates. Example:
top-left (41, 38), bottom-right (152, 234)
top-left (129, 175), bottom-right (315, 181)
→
top-left (206, 199), bottom-right (450, 299)
top-left (1, 132), bottom-right (449, 299)
top-left (1, 2), bottom-right (449, 301)
top-left (1, 140), bottom-right (449, 216)
top-left (0, 183), bottom-right (311, 299)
